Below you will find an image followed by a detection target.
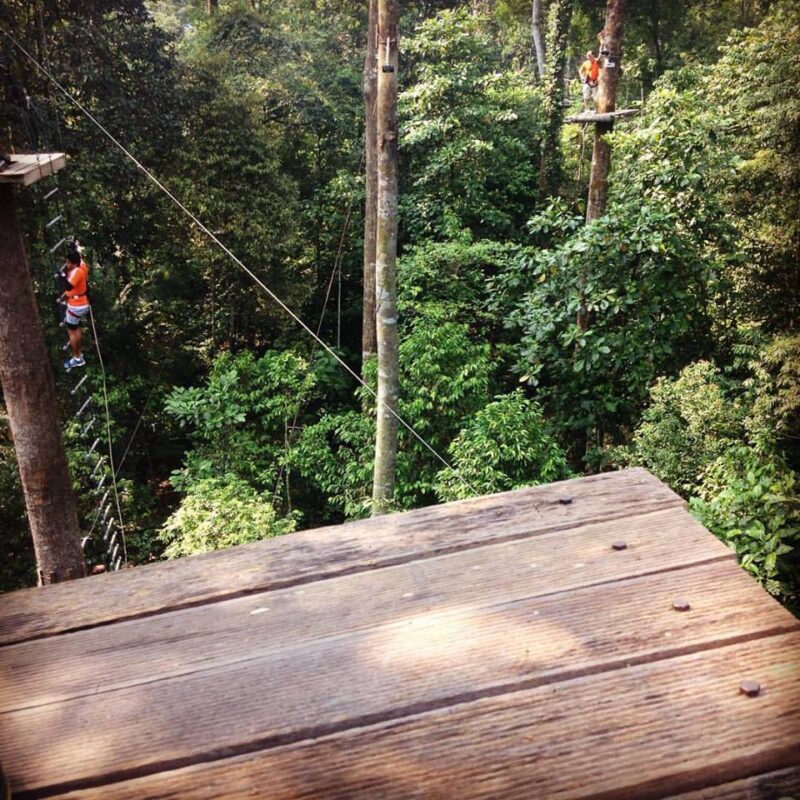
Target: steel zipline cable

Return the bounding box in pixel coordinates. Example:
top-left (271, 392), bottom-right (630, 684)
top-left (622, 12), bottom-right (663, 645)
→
top-left (1, 27), bottom-right (480, 498)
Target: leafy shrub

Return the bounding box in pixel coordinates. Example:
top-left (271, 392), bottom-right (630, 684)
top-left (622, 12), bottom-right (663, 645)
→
top-left (159, 475), bottom-right (297, 559)
top-left (691, 447), bottom-right (800, 606)
top-left (435, 392), bottom-right (571, 501)
top-left (294, 303), bottom-right (495, 517)
top-left (401, 9), bottom-right (543, 241)
top-left (165, 349), bottom-right (317, 493)
top-left (745, 335), bottom-right (800, 459)
top-left (624, 362), bottom-right (744, 495)
top-left (494, 200), bottom-right (714, 462)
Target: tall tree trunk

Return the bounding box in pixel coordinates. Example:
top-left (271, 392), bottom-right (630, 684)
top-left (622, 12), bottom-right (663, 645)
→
top-left (538, 0), bottom-right (572, 195)
top-left (362, 0), bottom-right (378, 365)
top-left (585, 0), bottom-right (625, 226)
top-left (371, 0), bottom-right (399, 517)
top-left (0, 185), bottom-right (86, 584)
top-left (575, 0), bottom-right (626, 469)
top-left (531, 0), bottom-right (546, 81)
top-left (207, 0), bottom-right (218, 14)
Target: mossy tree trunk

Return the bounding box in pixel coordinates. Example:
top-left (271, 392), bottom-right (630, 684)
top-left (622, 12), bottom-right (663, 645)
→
top-left (539, 0), bottom-right (573, 195)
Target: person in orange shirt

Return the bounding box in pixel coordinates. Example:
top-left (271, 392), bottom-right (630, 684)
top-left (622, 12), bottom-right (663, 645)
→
top-left (61, 249), bottom-right (90, 370)
top-left (579, 51), bottom-right (600, 111)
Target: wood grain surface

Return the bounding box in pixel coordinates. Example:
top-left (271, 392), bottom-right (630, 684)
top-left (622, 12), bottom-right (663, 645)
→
top-left (3, 470), bottom-right (796, 800)
top-left (45, 633), bottom-right (800, 800)
top-left (0, 508), bottom-right (735, 714)
top-left (0, 469), bottom-right (682, 645)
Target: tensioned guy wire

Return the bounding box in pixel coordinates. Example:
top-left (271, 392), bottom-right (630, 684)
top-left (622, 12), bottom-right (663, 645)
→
top-left (2, 28), bottom-right (479, 497)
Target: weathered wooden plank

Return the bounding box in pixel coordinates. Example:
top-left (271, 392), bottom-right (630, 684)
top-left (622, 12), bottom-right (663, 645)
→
top-left (665, 767), bottom-right (800, 799)
top-left (3, 560), bottom-right (793, 796)
top-left (41, 633), bottom-right (800, 800)
top-left (565, 108), bottom-right (640, 123)
top-left (0, 469), bottom-right (683, 645)
top-left (0, 153), bottom-right (66, 186)
top-left (0, 507), bottom-right (736, 714)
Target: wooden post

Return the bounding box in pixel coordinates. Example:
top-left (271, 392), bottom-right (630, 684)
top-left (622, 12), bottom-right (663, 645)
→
top-left (0, 182), bottom-right (86, 584)
top-left (371, 0), bottom-right (399, 517)
top-left (362, 0), bottom-right (378, 366)
top-left (579, 0), bottom-right (625, 331)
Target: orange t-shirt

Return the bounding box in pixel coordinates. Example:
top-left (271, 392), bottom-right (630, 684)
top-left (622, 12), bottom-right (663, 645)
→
top-left (580, 59), bottom-right (600, 85)
top-left (65, 262), bottom-right (90, 308)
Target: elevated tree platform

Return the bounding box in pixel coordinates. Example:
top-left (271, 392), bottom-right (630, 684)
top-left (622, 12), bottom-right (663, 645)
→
top-left (1, 468), bottom-right (799, 798)
top-left (565, 108), bottom-right (640, 124)
top-left (0, 152), bottom-right (66, 186)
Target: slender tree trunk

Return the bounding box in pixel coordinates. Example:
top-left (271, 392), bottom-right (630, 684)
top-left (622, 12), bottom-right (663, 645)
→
top-left (538, 0), bottom-right (572, 195)
top-left (207, 0), bottom-right (218, 14)
top-left (371, 0), bottom-right (399, 517)
top-left (0, 185), bottom-right (86, 584)
top-left (531, 0), bottom-right (546, 81)
top-left (362, 0), bottom-right (378, 365)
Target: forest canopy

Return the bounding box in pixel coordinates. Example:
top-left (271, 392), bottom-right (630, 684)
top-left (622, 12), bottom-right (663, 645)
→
top-left (1, 0), bottom-right (798, 609)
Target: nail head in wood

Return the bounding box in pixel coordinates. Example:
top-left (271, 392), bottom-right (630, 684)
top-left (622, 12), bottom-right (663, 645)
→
top-left (672, 598), bottom-right (691, 612)
top-left (739, 680), bottom-right (761, 697)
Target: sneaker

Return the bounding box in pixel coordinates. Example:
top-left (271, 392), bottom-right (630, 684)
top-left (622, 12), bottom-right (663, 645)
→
top-left (64, 355), bottom-right (86, 371)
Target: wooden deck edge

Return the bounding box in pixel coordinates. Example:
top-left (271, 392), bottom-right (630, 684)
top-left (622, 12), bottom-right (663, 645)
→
top-left (29, 627), bottom-right (800, 800)
top-left (0, 500), bottom-right (707, 647)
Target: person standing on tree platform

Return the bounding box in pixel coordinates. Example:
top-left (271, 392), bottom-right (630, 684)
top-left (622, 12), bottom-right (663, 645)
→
top-left (61, 249), bottom-right (90, 371)
top-left (579, 51), bottom-right (600, 111)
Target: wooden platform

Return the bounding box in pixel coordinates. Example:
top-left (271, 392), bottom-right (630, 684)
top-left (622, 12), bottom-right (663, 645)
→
top-left (0, 153), bottom-right (66, 187)
top-left (0, 468), bottom-right (798, 799)
top-left (565, 108), bottom-right (640, 124)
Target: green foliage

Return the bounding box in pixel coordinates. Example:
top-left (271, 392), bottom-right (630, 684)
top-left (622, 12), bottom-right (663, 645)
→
top-left (700, 6), bottom-right (800, 330)
top-left (436, 392), bottom-right (571, 501)
top-left (745, 336), bottom-right (800, 456)
top-left (2, 0), bottom-right (798, 617)
top-left (691, 448), bottom-right (800, 605)
top-left (295, 303), bottom-right (494, 517)
top-left (159, 475), bottom-right (297, 558)
top-left (494, 200), bottom-right (713, 461)
top-left (292, 409), bottom-right (375, 520)
top-left (624, 362), bottom-right (744, 495)
top-left (400, 9), bottom-right (543, 242)
top-left (0, 438), bottom-right (34, 591)
top-left (398, 238), bottom-right (523, 323)
top-left (165, 349), bottom-right (317, 493)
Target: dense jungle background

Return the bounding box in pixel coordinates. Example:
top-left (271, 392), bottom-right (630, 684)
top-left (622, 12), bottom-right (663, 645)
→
top-left (1, 0), bottom-right (798, 609)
